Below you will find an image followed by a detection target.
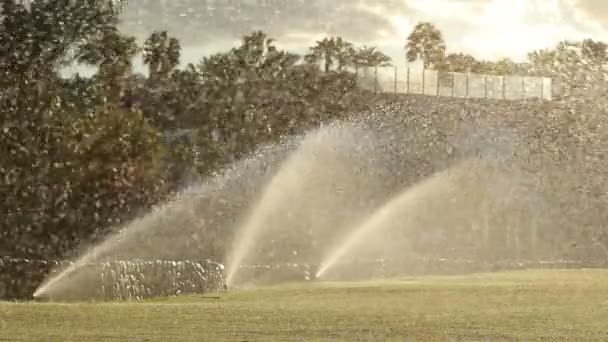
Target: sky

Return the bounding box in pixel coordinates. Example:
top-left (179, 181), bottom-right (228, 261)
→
top-left (81, 0), bottom-right (608, 75)
top-left (400, 0), bottom-right (608, 62)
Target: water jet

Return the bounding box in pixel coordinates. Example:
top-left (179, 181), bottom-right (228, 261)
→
top-left (315, 159), bottom-right (485, 279)
top-left (224, 122), bottom-right (383, 286)
top-left (33, 142), bottom-right (294, 300)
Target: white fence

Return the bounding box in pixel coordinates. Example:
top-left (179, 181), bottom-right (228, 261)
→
top-left (357, 66), bottom-right (552, 101)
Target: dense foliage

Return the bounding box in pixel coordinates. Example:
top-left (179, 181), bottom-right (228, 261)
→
top-left (0, 1), bottom-right (373, 261)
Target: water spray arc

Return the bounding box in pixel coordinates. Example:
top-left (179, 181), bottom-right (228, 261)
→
top-left (224, 123), bottom-right (379, 286)
top-left (33, 199), bottom-right (181, 299)
top-left (33, 145), bottom-right (289, 300)
top-left (35, 109), bottom-right (524, 300)
top-left (223, 158), bottom-right (304, 286)
top-left (315, 160), bottom-right (476, 279)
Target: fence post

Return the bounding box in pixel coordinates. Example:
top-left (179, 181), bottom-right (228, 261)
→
top-left (374, 66), bottom-right (378, 94)
top-left (465, 73), bottom-right (469, 98)
top-left (502, 75), bottom-right (506, 100)
top-left (540, 77), bottom-right (544, 100)
top-left (422, 68), bottom-right (426, 95)
top-left (484, 75), bottom-right (488, 99)
top-left (521, 76), bottom-right (525, 99)
top-left (435, 71), bottom-right (439, 96)
top-left (451, 72), bottom-right (455, 97)
top-left (406, 67), bottom-right (410, 93)
top-left (394, 66), bottom-right (397, 94)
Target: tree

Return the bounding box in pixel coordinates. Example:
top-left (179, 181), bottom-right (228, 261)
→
top-left (305, 37), bottom-right (354, 72)
top-left (305, 37), bottom-right (335, 72)
top-left (143, 30), bottom-right (181, 82)
top-left (76, 28), bottom-right (139, 103)
top-left (333, 37), bottom-right (355, 71)
top-left (475, 58), bottom-right (520, 75)
top-left (350, 46), bottom-right (392, 91)
top-left (528, 39), bottom-right (608, 98)
top-left (198, 30), bottom-right (300, 110)
top-left (138, 63), bottom-right (204, 130)
top-left (581, 38), bottom-right (608, 65)
top-left (0, 0), bottom-right (124, 79)
top-left (406, 22), bottom-right (446, 69)
top-left (1, 95), bottom-right (167, 259)
top-left (352, 46), bottom-right (392, 69)
top-left (438, 53), bottom-right (478, 73)
top-left (194, 30), bottom-right (365, 175)
top-left (0, 0), bottom-right (126, 118)
top-left (196, 31), bottom-right (301, 169)
top-left (0, 0), bottom-right (170, 262)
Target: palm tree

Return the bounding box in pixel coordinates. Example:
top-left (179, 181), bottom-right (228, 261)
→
top-left (333, 37), bottom-right (355, 71)
top-left (232, 30), bottom-right (298, 72)
top-left (305, 37), bottom-right (354, 72)
top-left (352, 46), bottom-right (392, 69)
top-left (76, 28), bottom-right (139, 103)
top-left (143, 31), bottom-right (181, 82)
top-left (305, 37), bottom-right (335, 72)
top-left (349, 46), bottom-right (392, 92)
top-left (405, 22), bottom-right (446, 69)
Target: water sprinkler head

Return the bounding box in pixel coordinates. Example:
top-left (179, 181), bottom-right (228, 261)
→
top-left (32, 291), bottom-right (49, 302)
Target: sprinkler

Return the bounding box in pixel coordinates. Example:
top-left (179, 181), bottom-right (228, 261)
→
top-left (306, 264), bottom-right (320, 281)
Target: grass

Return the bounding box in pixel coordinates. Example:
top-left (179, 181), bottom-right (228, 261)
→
top-left (2, 269), bottom-right (608, 341)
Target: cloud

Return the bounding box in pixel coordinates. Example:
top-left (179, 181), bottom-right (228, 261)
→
top-left (117, 0), bottom-right (608, 66)
top-left (573, 0), bottom-right (608, 24)
top-left (119, 0), bottom-right (403, 46)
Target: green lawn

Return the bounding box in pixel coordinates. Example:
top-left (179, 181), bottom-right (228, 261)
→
top-left (2, 269), bottom-right (608, 341)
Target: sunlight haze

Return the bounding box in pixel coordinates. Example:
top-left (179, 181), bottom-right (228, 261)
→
top-left (118, 0), bottom-right (608, 68)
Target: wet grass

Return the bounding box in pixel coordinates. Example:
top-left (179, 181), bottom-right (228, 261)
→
top-left (2, 269), bottom-right (608, 341)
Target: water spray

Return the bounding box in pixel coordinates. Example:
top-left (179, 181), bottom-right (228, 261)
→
top-left (316, 160), bottom-right (475, 279)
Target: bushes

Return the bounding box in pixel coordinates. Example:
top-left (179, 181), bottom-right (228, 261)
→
top-left (0, 258), bottom-right (66, 300)
top-left (0, 105), bottom-right (168, 260)
top-left (99, 260), bottom-right (225, 301)
top-left (0, 257), bottom-right (225, 301)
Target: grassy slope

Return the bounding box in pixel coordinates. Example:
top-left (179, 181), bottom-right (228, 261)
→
top-left (2, 269), bottom-right (608, 341)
